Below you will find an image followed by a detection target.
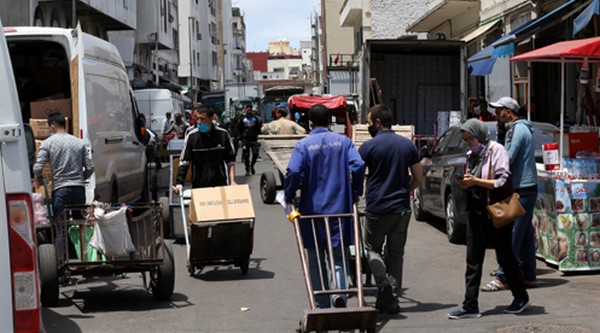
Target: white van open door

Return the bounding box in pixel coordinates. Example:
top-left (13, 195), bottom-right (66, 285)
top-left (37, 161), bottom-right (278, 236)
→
top-left (70, 23), bottom-right (95, 202)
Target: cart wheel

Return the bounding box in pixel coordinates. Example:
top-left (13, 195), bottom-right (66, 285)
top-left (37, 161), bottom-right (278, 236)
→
top-left (158, 196), bottom-right (170, 238)
top-left (152, 242), bottom-right (175, 300)
top-left (240, 257), bottom-right (250, 275)
top-left (260, 172), bottom-right (277, 204)
top-left (38, 243), bottom-right (59, 307)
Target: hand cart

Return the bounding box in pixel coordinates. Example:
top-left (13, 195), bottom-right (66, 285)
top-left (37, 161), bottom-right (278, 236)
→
top-left (186, 218), bottom-right (255, 276)
top-left (290, 204), bottom-right (378, 333)
top-left (36, 202), bottom-right (174, 307)
top-left (258, 134), bottom-right (306, 204)
top-left (259, 95), bottom-right (353, 204)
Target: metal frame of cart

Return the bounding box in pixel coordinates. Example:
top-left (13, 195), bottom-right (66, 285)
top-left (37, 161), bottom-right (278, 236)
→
top-left (187, 217), bottom-right (255, 276)
top-left (36, 203), bottom-right (175, 307)
top-left (291, 204), bottom-right (378, 333)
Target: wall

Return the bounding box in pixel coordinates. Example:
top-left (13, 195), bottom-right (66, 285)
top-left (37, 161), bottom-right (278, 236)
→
top-left (370, 0), bottom-right (428, 38)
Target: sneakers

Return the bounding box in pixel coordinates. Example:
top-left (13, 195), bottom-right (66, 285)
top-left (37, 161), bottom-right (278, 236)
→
top-left (375, 285), bottom-right (398, 314)
top-left (447, 307), bottom-right (482, 319)
top-left (504, 299), bottom-right (532, 314)
top-left (481, 279), bottom-right (508, 292)
top-left (332, 295), bottom-right (346, 308)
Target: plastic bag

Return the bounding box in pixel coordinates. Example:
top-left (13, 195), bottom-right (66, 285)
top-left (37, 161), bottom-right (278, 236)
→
top-left (68, 225), bottom-right (101, 262)
top-left (89, 206), bottom-right (135, 257)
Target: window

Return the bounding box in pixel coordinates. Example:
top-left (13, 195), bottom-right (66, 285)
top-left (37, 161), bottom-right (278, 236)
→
top-left (432, 128), bottom-right (458, 155)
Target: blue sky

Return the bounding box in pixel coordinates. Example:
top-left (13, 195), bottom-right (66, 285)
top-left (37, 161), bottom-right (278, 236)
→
top-left (233, 0), bottom-right (320, 52)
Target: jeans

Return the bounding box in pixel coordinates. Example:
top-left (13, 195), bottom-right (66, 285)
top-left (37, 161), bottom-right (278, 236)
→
top-left (242, 140), bottom-right (259, 172)
top-left (52, 186), bottom-right (86, 263)
top-left (306, 246), bottom-right (348, 308)
top-left (464, 211), bottom-right (528, 311)
top-left (496, 191), bottom-right (537, 282)
top-left (363, 212), bottom-right (410, 294)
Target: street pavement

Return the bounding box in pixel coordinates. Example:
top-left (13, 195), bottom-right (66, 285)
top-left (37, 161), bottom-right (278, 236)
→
top-left (42, 156), bottom-right (600, 333)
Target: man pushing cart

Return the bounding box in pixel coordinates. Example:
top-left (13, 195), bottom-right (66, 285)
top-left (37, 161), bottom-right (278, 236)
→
top-left (173, 106), bottom-right (254, 275)
top-left (285, 104), bottom-right (377, 332)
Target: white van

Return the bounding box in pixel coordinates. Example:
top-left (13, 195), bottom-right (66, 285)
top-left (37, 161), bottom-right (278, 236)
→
top-left (134, 88), bottom-right (184, 133)
top-left (5, 26), bottom-right (149, 203)
top-left (0, 21), bottom-right (43, 332)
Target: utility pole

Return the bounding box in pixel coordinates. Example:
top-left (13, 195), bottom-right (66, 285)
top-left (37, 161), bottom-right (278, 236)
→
top-left (154, 0), bottom-right (160, 86)
top-left (188, 16), bottom-right (194, 101)
top-left (217, 0), bottom-right (225, 89)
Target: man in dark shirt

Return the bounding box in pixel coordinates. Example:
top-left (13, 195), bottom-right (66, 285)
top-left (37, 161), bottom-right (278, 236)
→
top-left (358, 104), bottom-right (423, 314)
top-left (236, 104), bottom-right (262, 176)
top-left (173, 106), bottom-right (236, 193)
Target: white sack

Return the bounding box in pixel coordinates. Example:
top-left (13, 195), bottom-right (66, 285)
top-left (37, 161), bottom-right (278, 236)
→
top-left (89, 206), bottom-right (135, 257)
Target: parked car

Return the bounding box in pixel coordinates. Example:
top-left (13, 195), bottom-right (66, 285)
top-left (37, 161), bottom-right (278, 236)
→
top-left (0, 20), bottom-right (43, 333)
top-left (413, 121), bottom-right (559, 244)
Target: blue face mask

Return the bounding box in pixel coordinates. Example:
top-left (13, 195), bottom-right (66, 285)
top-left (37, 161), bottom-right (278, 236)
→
top-left (197, 123), bottom-right (210, 133)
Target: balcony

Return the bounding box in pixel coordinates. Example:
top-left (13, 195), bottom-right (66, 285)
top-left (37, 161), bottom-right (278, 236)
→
top-left (340, 0), bottom-right (362, 28)
top-left (328, 54), bottom-right (359, 68)
top-left (407, 0), bottom-right (478, 33)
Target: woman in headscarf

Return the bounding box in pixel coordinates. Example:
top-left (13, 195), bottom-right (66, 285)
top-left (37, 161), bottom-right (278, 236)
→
top-left (447, 118), bottom-right (531, 319)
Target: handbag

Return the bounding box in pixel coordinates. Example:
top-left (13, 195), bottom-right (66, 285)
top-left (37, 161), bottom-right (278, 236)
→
top-left (485, 148), bottom-right (526, 228)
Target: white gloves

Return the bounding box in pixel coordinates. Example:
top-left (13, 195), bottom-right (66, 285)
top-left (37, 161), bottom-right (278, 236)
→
top-left (173, 184), bottom-right (183, 195)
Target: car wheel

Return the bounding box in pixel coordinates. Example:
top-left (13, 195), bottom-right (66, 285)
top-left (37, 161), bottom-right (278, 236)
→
top-left (412, 188), bottom-right (429, 221)
top-left (445, 192), bottom-right (465, 244)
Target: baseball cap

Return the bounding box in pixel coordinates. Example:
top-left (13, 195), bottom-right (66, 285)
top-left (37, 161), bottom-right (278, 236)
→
top-left (489, 97), bottom-right (520, 113)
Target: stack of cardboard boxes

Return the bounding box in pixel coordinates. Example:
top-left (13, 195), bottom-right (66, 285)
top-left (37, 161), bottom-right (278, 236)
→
top-left (30, 97), bottom-right (72, 199)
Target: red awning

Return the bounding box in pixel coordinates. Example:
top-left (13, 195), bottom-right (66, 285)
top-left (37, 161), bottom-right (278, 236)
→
top-left (510, 36), bottom-right (600, 63)
top-left (288, 95), bottom-right (347, 117)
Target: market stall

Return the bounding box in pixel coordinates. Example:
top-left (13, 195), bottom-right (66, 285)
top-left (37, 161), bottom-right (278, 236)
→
top-left (511, 37), bottom-right (600, 271)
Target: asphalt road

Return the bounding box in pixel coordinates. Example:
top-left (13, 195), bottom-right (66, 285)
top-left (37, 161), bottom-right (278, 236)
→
top-left (42, 157), bottom-right (600, 333)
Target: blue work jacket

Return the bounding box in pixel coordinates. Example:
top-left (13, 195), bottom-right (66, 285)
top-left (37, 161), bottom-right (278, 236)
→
top-left (284, 127), bottom-right (365, 248)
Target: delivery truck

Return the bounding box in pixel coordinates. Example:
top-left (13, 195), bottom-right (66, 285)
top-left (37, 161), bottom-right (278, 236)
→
top-left (224, 82), bottom-right (262, 118)
top-left (361, 39), bottom-right (466, 136)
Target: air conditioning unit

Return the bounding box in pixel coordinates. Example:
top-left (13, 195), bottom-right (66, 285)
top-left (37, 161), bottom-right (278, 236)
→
top-left (196, 33), bottom-right (202, 40)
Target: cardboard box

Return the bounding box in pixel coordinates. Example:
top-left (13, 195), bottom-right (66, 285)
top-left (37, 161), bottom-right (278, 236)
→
top-left (30, 98), bottom-right (72, 120)
top-left (29, 119), bottom-right (51, 139)
top-left (188, 185), bottom-right (255, 223)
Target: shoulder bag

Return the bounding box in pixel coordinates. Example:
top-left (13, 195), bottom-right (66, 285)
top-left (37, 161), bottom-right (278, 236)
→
top-left (485, 147), bottom-right (526, 228)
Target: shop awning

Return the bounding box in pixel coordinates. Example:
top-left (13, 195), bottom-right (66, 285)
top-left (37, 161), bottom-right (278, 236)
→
top-left (407, 0), bottom-right (478, 32)
top-left (467, 33), bottom-right (513, 76)
top-left (573, 0), bottom-right (600, 36)
top-left (510, 36), bottom-right (600, 62)
top-left (467, 0), bottom-right (588, 75)
top-left (461, 18), bottom-right (502, 44)
top-left (492, 0), bottom-right (586, 57)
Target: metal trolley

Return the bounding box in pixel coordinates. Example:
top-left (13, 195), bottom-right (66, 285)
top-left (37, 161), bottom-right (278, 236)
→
top-left (36, 202), bottom-right (175, 307)
top-left (187, 217), bottom-right (254, 276)
top-left (291, 204), bottom-right (378, 333)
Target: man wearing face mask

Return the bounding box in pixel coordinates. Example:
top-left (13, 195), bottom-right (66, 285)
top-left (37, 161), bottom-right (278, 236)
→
top-left (173, 106), bottom-right (237, 194)
top-left (358, 104), bottom-right (423, 314)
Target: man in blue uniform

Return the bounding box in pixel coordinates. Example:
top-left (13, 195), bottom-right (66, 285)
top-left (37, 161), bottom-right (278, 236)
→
top-left (284, 104), bottom-right (365, 308)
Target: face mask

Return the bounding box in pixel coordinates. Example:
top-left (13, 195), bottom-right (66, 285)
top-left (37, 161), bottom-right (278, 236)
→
top-left (197, 123), bottom-right (210, 133)
top-left (470, 143), bottom-right (484, 154)
top-left (368, 125), bottom-right (378, 138)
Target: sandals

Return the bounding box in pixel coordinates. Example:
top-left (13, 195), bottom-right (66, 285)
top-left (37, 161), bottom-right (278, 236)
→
top-left (481, 279), bottom-right (508, 292)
